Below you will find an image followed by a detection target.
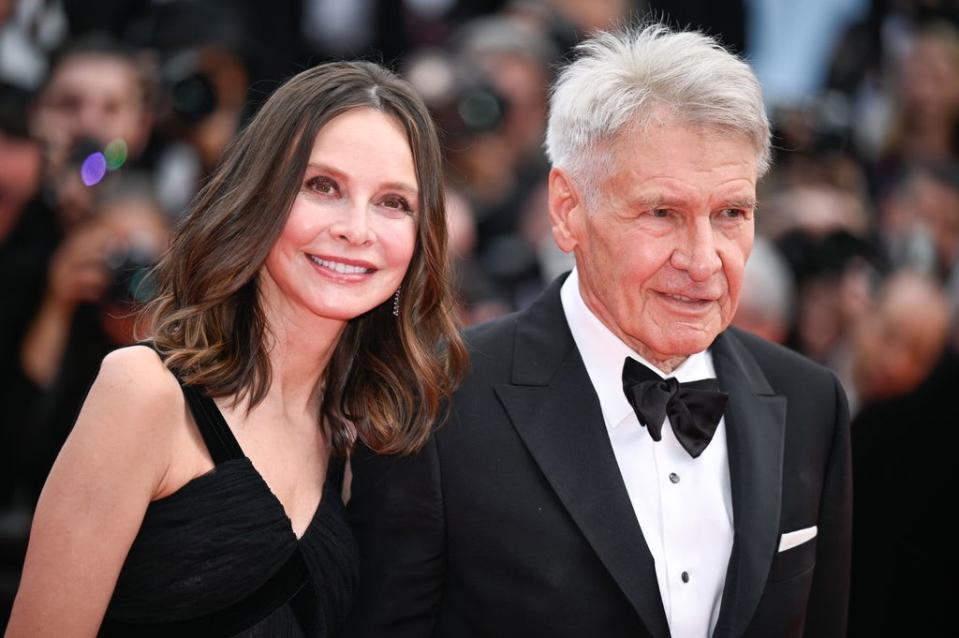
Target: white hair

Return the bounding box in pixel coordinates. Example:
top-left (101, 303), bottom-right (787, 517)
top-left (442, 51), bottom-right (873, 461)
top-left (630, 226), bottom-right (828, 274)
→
top-left (544, 23), bottom-right (771, 201)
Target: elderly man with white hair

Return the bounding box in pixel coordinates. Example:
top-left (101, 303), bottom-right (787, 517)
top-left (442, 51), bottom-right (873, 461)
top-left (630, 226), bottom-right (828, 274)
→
top-left (347, 24), bottom-right (851, 638)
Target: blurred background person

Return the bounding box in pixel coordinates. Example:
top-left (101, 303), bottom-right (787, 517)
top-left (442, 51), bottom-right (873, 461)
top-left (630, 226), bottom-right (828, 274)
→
top-left (850, 271), bottom-right (951, 407)
top-left (405, 13), bottom-right (558, 310)
top-left (0, 85), bottom-right (45, 391)
top-left (848, 271), bottom-right (957, 636)
top-left (876, 21), bottom-right (959, 181)
top-left (731, 235), bottom-right (795, 344)
top-left (17, 177), bottom-right (171, 501)
top-left (12, 34), bottom-right (162, 460)
top-left (0, 0), bottom-right (68, 90)
top-left (29, 35), bottom-right (157, 187)
top-left (878, 163), bottom-right (959, 305)
top-left (0, 81), bottom-right (47, 616)
top-left (123, 1), bottom-right (260, 215)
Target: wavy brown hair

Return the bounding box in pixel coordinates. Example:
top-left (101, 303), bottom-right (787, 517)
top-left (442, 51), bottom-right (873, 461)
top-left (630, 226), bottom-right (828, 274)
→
top-left (142, 61), bottom-right (468, 456)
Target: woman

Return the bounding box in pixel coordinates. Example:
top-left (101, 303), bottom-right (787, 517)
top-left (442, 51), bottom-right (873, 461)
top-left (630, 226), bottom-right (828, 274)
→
top-left (7, 61), bottom-right (467, 636)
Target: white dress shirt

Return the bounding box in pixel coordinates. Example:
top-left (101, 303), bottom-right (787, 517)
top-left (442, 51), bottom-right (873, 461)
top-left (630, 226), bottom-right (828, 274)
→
top-left (560, 269), bottom-right (734, 638)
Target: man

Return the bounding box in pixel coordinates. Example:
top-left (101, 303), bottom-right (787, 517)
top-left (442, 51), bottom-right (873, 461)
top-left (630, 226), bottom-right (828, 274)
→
top-left (347, 24), bottom-right (851, 638)
top-left (31, 35), bottom-right (156, 199)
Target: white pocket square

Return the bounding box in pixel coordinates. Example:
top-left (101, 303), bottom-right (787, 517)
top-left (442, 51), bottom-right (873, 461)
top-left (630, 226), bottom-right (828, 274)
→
top-left (778, 525), bottom-right (817, 552)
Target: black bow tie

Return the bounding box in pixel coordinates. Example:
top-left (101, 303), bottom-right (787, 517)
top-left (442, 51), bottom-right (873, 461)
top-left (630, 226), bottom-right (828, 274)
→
top-left (621, 357), bottom-right (728, 458)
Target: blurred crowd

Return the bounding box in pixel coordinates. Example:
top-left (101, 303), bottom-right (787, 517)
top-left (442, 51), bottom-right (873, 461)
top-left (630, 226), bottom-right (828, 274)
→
top-left (1, 0), bottom-right (958, 632)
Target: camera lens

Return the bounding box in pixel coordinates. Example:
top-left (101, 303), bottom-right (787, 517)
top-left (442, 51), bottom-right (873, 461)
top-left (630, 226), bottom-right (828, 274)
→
top-left (171, 73), bottom-right (217, 122)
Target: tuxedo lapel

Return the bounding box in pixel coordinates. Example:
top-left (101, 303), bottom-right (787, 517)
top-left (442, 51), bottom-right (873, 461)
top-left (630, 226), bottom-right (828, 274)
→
top-left (494, 278), bottom-right (670, 638)
top-left (710, 330), bottom-right (787, 638)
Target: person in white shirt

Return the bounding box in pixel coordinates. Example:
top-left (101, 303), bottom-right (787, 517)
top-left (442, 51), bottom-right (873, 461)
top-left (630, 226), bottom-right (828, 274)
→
top-left (346, 23), bottom-right (851, 638)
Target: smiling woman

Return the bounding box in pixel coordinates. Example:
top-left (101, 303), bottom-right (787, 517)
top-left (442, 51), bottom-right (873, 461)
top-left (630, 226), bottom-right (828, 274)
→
top-left (6, 62), bottom-right (467, 637)
top-left (148, 62), bottom-right (467, 457)
top-left (262, 108), bottom-right (419, 328)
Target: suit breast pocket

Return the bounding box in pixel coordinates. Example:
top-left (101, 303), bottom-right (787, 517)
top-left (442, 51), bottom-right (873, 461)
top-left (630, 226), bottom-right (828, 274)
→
top-left (768, 536), bottom-right (817, 583)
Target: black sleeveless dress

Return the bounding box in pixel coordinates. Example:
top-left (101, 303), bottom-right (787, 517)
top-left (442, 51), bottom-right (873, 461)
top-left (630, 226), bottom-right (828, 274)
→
top-left (99, 380), bottom-right (359, 637)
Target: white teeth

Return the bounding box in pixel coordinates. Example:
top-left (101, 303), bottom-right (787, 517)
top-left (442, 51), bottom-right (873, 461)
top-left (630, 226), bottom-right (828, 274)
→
top-left (309, 255), bottom-right (372, 274)
top-left (667, 294), bottom-right (699, 302)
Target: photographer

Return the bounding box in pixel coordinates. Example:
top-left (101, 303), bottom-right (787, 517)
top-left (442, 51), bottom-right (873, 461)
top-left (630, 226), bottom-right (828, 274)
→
top-left (16, 32), bottom-right (158, 401)
top-left (30, 35), bottom-right (155, 186)
top-left (18, 175), bottom-right (169, 500)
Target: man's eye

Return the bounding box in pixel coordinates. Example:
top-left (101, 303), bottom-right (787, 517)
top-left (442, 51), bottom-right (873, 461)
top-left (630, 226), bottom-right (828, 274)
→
top-left (52, 95), bottom-right (80, 113)
top-left (721, 208), bottom-right (746, 219)
top-left (305, 176), bottom-right (337, 194)
top-left (650, 208), bottom-right (671, 218)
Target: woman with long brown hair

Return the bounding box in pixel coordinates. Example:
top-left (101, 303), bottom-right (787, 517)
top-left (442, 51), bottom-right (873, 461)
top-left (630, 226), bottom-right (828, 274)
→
top-left (7, 60), bottom-right (467, 636)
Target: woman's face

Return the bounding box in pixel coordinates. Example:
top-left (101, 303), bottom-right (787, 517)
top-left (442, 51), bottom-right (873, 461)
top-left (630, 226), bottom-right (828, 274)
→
top-left (262, 107), bottom-right (419, 327)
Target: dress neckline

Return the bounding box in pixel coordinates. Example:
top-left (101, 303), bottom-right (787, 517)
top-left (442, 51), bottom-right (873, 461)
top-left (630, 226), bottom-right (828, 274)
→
top-left (246, 455), bottom-right (335, 542)
top-left (179, 382), bottom-right (338, 543)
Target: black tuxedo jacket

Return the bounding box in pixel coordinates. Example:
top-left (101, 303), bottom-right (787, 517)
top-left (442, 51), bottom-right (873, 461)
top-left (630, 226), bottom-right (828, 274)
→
top-left (345, 276), bottom-right (851, 638)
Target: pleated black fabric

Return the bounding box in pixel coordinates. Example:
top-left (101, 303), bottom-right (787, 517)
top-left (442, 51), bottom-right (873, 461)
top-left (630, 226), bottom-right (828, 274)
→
top-left (100, 379), bottom-right (358, 637)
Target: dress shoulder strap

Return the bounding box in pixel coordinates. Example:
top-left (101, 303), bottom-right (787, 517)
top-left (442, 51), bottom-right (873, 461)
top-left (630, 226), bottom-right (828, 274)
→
top-left (135, 340), bottom-right (244, 464)
top-left (180, 385), bottom-right (245, 464)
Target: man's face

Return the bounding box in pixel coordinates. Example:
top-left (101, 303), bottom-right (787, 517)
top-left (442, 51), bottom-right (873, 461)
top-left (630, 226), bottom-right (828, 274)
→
top-left (36, 54), bottom-right (151, 160)
top-left (550, 119), bottom-right (758, 368)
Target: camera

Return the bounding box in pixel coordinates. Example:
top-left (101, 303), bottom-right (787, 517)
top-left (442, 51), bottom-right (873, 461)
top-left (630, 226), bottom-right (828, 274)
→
top-left (161, 50), bottom-right (217, 123)
top-left (103, 237), bottom-right (160, 306)
top-left (404, 51), bottom-right (509, 140)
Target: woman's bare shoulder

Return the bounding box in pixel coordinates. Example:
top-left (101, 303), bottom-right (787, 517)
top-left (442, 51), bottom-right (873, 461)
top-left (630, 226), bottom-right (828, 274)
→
top-left (73, 345), bottom-right (187, 455)
top-left (96, 345), bottom-right (182, 411)
top-left (6, 346), bottom-right (187, 636)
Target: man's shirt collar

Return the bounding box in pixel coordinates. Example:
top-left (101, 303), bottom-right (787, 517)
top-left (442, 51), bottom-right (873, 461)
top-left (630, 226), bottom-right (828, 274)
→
top-left (560, 268), bottom-right (717, 429)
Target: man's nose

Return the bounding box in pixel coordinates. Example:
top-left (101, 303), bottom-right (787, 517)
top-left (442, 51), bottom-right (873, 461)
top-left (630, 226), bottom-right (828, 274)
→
top-left (671, 218), bottom-right (722, 281)
top-left (77, 104), bottom-right (106, 140)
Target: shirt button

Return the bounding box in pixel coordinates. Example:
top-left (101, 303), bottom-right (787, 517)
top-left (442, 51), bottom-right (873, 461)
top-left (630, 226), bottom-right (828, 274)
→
top-left (669, 472), bottom-right (680, 484)
top-left (681, 571), bottom-right (690, 583)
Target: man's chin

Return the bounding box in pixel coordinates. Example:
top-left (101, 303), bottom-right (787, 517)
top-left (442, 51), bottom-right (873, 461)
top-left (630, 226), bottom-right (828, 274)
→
top-left (652, 325), bottom-right (721, 358)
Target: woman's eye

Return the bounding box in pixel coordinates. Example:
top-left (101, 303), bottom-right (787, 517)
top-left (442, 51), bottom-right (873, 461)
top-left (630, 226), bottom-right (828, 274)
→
top-left (305, 176), bottom-right (337, 195)
top-left (381, 195), bottom-right (413, 214)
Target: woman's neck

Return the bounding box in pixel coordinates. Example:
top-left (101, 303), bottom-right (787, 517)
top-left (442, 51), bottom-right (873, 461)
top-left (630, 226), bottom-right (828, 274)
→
top-left (257, 275), bottom-right (347, 418)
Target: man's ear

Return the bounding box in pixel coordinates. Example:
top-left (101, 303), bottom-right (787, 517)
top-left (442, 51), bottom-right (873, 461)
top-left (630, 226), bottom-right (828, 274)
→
top-left (548, 167), bottom-right (582, 253)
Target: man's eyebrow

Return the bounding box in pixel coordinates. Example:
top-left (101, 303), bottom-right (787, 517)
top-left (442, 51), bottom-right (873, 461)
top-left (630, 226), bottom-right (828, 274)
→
top-left (724, 197), bottom-right (758, 210)
top-left (630, 194), bottom-right (681, 208)
top-left (629, 194), bottom-right (758, 210)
